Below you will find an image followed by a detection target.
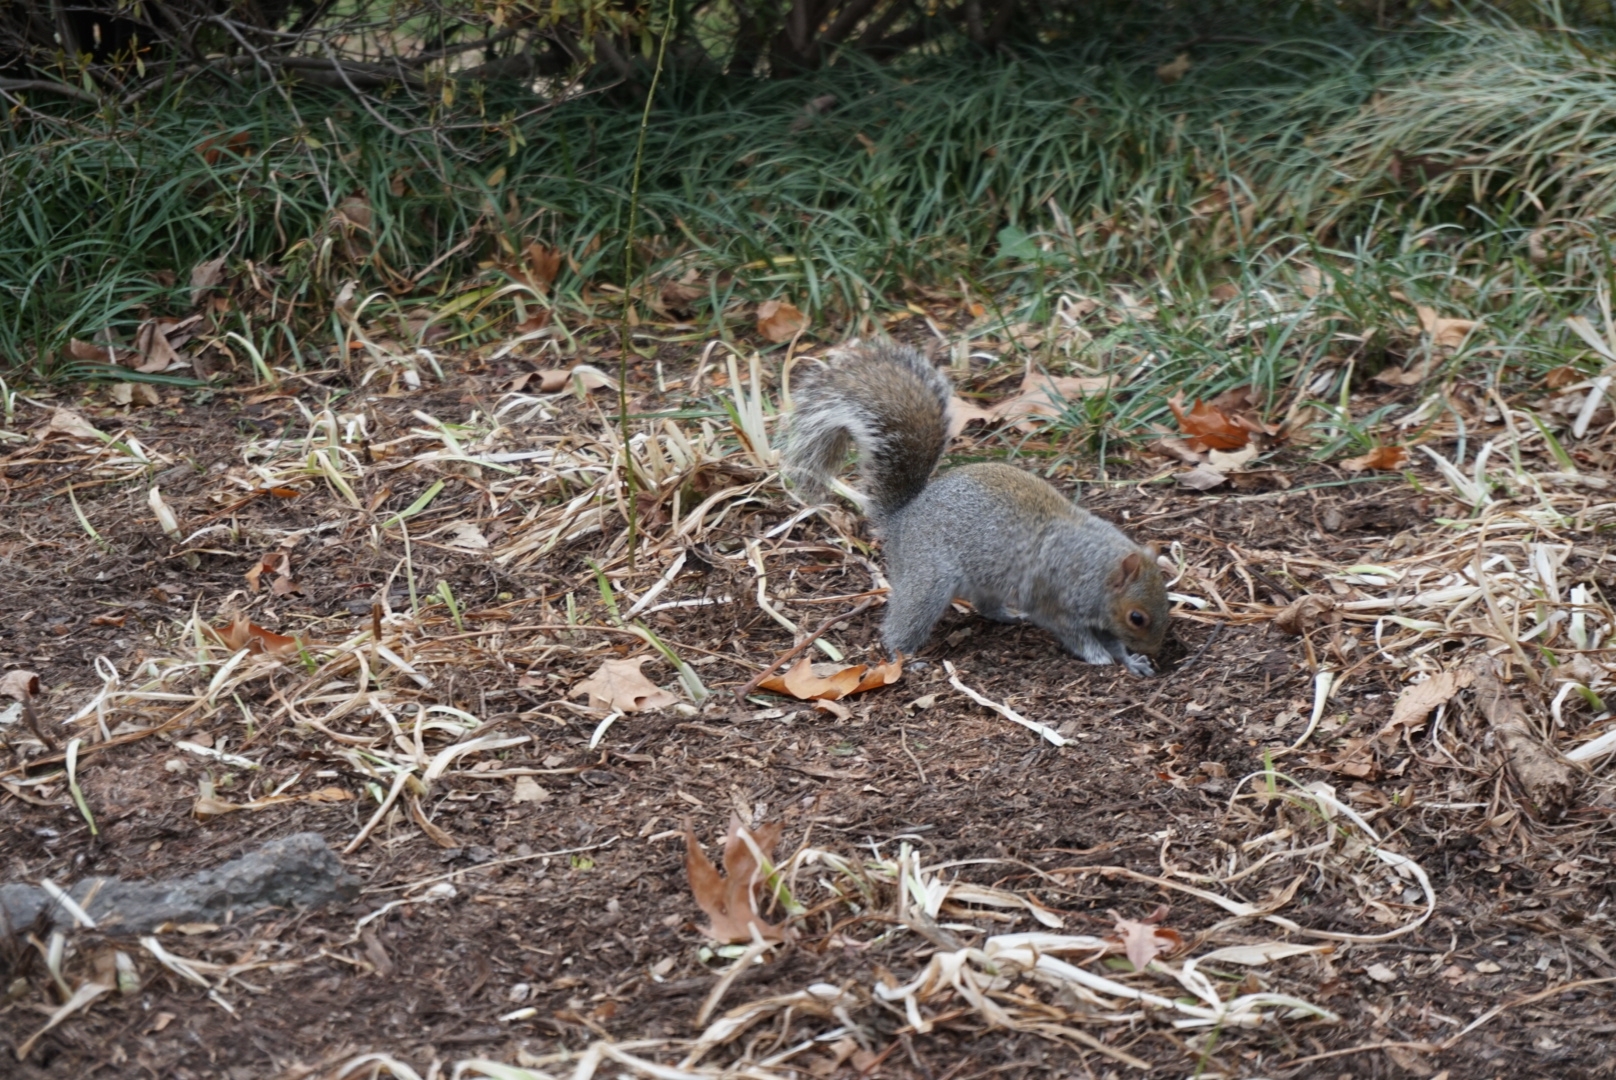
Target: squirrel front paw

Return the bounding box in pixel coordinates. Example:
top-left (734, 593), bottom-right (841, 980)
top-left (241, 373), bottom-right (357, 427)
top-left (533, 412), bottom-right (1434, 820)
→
top-left (1121, 652), bottom-right (1156, 677)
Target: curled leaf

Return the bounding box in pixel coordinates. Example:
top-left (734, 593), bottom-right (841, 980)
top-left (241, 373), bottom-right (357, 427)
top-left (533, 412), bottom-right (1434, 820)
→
top-left (684, 815), bottom-right (786, 943)
top-left (759, 656), bottom-right (903, 701)
top-left (1273, 594), bottom-right (1337, 636)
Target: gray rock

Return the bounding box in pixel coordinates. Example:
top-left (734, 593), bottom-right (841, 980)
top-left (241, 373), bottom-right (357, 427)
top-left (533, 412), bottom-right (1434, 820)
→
top-left (0, 832), bottom-right (360, 935)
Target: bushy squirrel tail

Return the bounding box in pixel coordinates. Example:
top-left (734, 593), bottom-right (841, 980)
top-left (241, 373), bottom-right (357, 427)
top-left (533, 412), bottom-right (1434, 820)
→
top-left (783, 342), bottom-right (953, 522)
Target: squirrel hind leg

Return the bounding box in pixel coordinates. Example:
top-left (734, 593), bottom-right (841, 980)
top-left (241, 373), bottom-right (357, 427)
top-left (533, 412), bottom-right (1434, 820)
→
top-left (880, 575), bottom-right (956, 657)
top-left (974, 602), bottom-right (1026, 625)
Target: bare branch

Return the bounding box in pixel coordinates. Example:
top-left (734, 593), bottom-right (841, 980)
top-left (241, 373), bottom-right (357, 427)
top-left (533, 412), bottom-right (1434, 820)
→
top-left (0, 77), bottom-right (101, 103)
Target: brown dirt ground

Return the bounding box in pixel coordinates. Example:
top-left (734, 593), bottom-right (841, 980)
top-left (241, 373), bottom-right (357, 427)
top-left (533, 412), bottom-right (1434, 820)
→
top-left (3, 348), bottom-right (1616, 1080)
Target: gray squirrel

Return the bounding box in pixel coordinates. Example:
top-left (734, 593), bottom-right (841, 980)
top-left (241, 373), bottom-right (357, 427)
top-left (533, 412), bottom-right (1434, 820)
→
top-left (783, 341), bottom-right (1169, 675)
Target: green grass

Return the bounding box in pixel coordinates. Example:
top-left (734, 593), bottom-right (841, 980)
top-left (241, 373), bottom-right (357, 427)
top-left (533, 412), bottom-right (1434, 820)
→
top-left (2, 12), bottom-right (1613, 443)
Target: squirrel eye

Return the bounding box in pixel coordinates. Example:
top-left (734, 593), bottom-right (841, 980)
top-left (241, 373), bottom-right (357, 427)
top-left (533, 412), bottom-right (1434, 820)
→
top-left (1128, 610), bottom-right (1149, 628)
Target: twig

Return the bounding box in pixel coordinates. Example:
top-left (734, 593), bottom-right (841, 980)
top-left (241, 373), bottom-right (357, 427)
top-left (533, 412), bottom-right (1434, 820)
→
top-left (733, 598), bottom-right (875, 703)
top-left (899, 726), bottom-right (928, 785)
top-left (1274, 1040), bottom-right (1438, 1070)
top-left (0, 78), bottom-right (100, 104)
top-left (1438, 975), bottom-right (1616, 1050)
top-left (20, 695), bottom-right (57, 753)
top-left (944, 661), bottom-right (1067, 747)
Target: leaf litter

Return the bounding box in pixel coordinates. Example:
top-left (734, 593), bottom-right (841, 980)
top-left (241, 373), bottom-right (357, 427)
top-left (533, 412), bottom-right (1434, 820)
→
top-left (3, 294), bottom-right (1616, 1078)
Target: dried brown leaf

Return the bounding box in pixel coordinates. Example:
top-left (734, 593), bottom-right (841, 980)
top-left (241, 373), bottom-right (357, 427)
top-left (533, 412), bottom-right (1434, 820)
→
top-left (946, 395), bottom-right (998, 438)
top-left (523, 242), bottom-right (562, 292)
top-left (1373, 360), bottom-right (1431, 387)
top-left (132, 319), bottom-right (183, 374)
top-left (511, 776), bottom-right (551, 804)
top-left (759, 656), bottom-right (903, 701)
top-left (1273, 594), bottom-right (1337, 635)
top-left (1156, 53), bottom-right (1191, 84)
top-left (1544, 365), bottom-right (1582, 390)
top-left (1386, 669), bottom-right (1475, 734)
top-left (1, 669), bottom-right (41, 700)
top-left (1340, 445), bottom-right (1409, 472)
top-left (988, 371), bottom-right (1113, 430)
top-left (1111, 906), bottom-right (1179, 971)
top-left (1175, 465), bottom-right (1228, 491)
top-left (1414, 304), bottom-right (1478, 350)
top-left (210, 615), bottom-right (309, 656)
top-left (1206, 445), bottom-right (1259, 472)
top-left (244, 551), bottom-right (299, 595)
top-left (36, 409), bottom-right (104, 442)
top-left (190, 256), bottom-right (227, 307)
top-left (570, 657), bottom-right (679, 712)
top-left (1149, 437), bottom-right (1205, 465)
top-left (68, 338), bottom-right (115, 362)
top-left (684, 815), bottom-right (786, 943)
top-left (1168, 392), bottom-right (1249, 451)
top-left (756, 300), bottom-right (808, 344)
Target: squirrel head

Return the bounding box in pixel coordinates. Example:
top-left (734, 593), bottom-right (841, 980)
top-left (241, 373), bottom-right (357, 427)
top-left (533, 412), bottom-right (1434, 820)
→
top-left (1107, 548), bottom-right (1169, 656)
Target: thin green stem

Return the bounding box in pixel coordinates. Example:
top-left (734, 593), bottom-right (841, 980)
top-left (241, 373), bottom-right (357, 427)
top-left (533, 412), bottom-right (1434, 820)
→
top-left (618, 0), bottom-right (679, 567)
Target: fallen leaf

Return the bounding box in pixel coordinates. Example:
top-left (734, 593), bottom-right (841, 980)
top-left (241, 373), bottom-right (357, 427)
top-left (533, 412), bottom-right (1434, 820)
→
top-left (684, 815), bottom-right (786, 943)
top-left (1, 669), bottom-right (40, 700)
top-left (1383, 669), bottom-right (1475, 736)
top-left (210, 615), bottom-right (309, 657)
top-left (571, 657), bottom-right (679, 712)
top-left (1168, 392), bottom-right (1249, 451)
top-left (1111, 907), bottom-right (1180, 971)
top-left (1273, 594), bottom-right (1337, 635)
top-left (68, 338), bottom-right (120, 363)
top-left (947, 395), bottom-right (999, 438)
top-left (1156, 52), bottom-right (1191, 84)
top-left (522, 242), bottom-right (562, 292)
top-left (988, 371), bottom-right (1113, 430)
top-left (443, 522), bottom-right (489, 550)
top-left (1544, 365), bottom-right (1583, 389)
top-left (190, 256), bottom-right (227, 306)
top-left (132, 319), bottom-right (183, 373)
top-left (759, 656), bottom-right (903, 701)
top-left (1341, 445), bottom-right (1409, 472)
top-left (511, 776), bottom-right (551, 804)
top-left (814, 698), bottom-right (852, 721)
top-left (36, 409), bottom-right (105, 442)
top-left (1148, 437), bottom-right (1205, 465)
top-left (1206, 444), bottom-right (1259, 472)
top-left (757, 300), bottom-right (808, 344)
top-left (1175, 465), bottom-right (1228, 491)
top-left (529, 365), bottom-right (617, 394)
top-left (1414, 304), bottom-right (1478, 350)
top-left (244, 551), bottom-right (299, 595)
top-left (1374, 359), bottom-right (1431, 387)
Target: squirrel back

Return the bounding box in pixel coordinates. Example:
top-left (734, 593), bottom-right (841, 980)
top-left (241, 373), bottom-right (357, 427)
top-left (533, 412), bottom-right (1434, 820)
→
top-left (782, 342), bottom-right (1169, 674)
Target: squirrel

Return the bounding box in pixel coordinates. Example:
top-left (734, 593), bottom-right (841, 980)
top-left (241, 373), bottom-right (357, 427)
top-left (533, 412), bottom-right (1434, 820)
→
top-left (783, 341), bottom-right (1169, 675)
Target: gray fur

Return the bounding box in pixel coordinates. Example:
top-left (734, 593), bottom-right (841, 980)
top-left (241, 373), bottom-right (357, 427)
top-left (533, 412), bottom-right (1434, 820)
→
top-left (783, 343), bottom-right (1168, 674)
top-left (784, 341), bottom-right (953, 521)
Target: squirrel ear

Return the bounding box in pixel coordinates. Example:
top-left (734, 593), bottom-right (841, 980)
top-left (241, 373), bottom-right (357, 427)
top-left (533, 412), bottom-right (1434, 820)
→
top-left (1112, 551), bottom-right (1144, 588)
